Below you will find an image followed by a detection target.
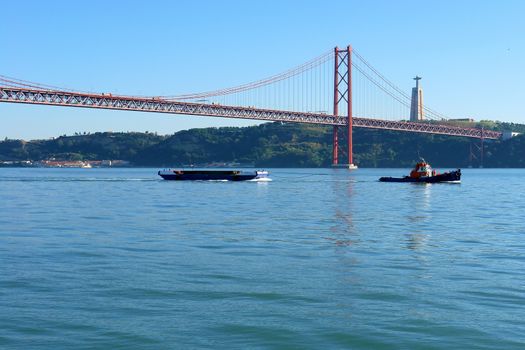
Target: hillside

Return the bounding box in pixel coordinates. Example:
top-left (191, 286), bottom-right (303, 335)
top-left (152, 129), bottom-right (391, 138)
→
top-left (1, 122), bottom-right (524, 167)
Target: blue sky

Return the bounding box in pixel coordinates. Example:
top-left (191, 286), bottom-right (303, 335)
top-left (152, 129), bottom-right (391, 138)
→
top-left (1, 0), bottom-right (524, 139)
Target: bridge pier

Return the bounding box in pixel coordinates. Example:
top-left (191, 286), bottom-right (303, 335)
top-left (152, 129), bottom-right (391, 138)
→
top-left (347, 45), bottom-right (355, 169)
top-left (332, 45), bottom-right (357, 169)
top-left (332, 126), bottom-right (339, 165)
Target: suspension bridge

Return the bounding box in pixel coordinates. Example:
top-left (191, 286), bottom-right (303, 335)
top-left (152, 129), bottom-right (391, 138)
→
top-left (0, 45), bottom-right (503, 167)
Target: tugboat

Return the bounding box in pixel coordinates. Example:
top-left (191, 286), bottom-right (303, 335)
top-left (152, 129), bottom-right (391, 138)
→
top-left (379, 160), bottom-right (461, 183)
top-left (158, 169), bottom-right (269, 181)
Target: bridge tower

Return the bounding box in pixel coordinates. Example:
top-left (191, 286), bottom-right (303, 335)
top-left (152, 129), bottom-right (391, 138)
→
top-left (410, 76), bottom-right (424, 121)
top-left (332, 45), bottom-right (357, 169)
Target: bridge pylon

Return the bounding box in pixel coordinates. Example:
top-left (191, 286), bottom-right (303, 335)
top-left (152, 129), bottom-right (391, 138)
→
top-left (332, 45), bottom-right (357, 169)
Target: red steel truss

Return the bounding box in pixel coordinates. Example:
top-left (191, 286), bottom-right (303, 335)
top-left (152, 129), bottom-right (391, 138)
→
top-left (0, 86), bottom-right (502, 140)
top-left (353, 118), bottom-right (500, 139)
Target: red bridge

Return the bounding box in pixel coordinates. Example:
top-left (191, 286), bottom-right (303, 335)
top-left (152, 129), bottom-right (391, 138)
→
top-left (0, 45), bottom-right (503, 166)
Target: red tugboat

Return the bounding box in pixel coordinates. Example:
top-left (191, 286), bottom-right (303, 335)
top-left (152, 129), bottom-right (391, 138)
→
top-left (379, 160), bottom-right (461, 183)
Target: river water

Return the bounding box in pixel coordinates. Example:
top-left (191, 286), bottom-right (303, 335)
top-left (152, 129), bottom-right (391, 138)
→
top-left (1, 168), bottom-right (524, 349)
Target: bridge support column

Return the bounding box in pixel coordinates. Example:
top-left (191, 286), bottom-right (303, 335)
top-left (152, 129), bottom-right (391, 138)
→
top-left (332, 126), bottom-right (339, 165)
top-left (347, 45), bottom-right (355, 168)
top-left (332, 47), bottom-right (340, 166)
top-left (480, 127), bottom-right (484, 168)
top-left (332, 45), bottom-right (357, 169)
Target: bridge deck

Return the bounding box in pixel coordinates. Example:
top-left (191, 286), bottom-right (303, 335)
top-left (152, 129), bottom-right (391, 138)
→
top-left (0, 87), bottom-right (502, 140)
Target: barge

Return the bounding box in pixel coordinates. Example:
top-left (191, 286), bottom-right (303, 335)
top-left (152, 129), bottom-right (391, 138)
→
top-left (158, 169), bottom-right (269, 181)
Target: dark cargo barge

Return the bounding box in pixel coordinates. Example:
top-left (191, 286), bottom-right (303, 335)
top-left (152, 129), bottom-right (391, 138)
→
top-left (158, 169), bottom-right (269, 181)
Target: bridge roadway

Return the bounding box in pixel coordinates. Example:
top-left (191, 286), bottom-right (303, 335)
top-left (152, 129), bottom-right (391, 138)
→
top-left (0, 86), bottom-right (502, 140)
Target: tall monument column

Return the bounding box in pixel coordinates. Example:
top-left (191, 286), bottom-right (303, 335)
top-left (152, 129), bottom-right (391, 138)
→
top-left (410, 76), bottom-right (424, 121)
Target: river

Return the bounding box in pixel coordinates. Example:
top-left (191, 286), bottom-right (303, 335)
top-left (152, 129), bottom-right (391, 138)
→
top-left (1, 168), bottom-right (524, 349)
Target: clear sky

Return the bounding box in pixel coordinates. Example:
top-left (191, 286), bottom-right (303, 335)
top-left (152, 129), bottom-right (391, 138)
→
top-left (2, 0), bottom-right (524, 140)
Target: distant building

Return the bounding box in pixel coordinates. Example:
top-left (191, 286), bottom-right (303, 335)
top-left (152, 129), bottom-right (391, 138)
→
top-left (448, 118), bottom-right (475, 122)
top-left (410, 76), bottom-right (424, 122)
top-left (502, 131), bottom-right (521, 140)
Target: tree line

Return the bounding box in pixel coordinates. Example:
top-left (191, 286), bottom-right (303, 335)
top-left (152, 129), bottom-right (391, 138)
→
top-left (1, 122), bottom-right (523, 167)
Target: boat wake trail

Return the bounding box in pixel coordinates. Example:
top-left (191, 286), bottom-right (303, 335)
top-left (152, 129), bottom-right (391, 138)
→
top-left (247, 177), bottom-right (272, 182)
top-left (2, 178), bottom-right (158, 182)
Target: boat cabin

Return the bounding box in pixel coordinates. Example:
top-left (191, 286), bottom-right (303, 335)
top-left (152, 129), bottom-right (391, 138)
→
top-left (409, 161), bottom-right (436, 178)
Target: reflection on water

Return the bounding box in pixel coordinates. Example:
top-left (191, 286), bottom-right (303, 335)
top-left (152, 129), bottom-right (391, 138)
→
top-left (328, 171), bottom-right (357, 247)
top-left (408, 183), bottom-right (432, 216)
top-left (405, 183), bottom-right (432, 251)
top-left (406, 232), bottom-right (429, 251)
